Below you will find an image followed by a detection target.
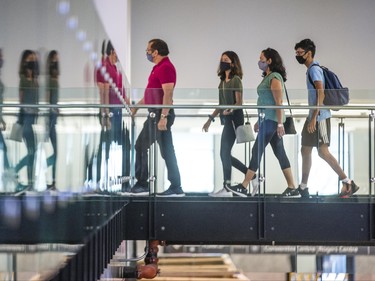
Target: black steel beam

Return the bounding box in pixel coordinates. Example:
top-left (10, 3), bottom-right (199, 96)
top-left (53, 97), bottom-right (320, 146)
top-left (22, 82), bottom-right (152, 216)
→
top-left (1, 195), bottom-right (374, 246)
top-left (124, 196), bottom-right (375, 246)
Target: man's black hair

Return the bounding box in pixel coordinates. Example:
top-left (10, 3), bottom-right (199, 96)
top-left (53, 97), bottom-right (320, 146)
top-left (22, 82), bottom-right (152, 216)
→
top-left (295, 38), bottom-right (316, 57)
top-left (149, 39), bottom-right (169, 56)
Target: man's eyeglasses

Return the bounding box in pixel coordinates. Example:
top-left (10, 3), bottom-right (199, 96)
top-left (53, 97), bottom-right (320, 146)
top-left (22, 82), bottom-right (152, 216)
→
top-left (295, 50), bottom-right (307, 56)
top-left (146, 49), bottom-right (154, 54)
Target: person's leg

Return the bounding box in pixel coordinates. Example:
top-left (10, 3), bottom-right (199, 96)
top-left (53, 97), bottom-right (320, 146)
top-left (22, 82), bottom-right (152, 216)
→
top-left (300, 119), bottom-right (316, 187)
top-left (315, 119), bottom-right (358, 195)
top-left (49, 112), bottom-right (57, 185)
top-left (23, 114), bottom-right (36, 187)
top-left (0, 131), bottom-right (9, 169)
top-left (134, 116), bottom-right (155, 187)
top-left (243, 120), bottom-right (276, 188)
top-left (157, 110), bottom-right (181, 189)
top-left (231, 156), bottom-right (248, 175)
top-left (110, 108), bottom-right (122, 144)
top-left (301, 145), bottom-right (313, 185)
top-left (220, 118), bottom-right (236, 185)
top-left (269, 134), bottom-right (295, 189)
top-left (316, 119), bottom-right (347, 179)
top-left (318, 144), bottom-right (346, 179)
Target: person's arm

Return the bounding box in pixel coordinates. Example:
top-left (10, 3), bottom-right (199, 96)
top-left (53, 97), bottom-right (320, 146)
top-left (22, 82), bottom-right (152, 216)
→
top-left (270, 77), bottom-right (285, 137)
top-left (131, 97), bottom-right (144, 116)
top-left (97, 82), bottom-right (110, 113)
top-left (158, 82), bottom-right (174, 131)
top-left (234, 90), bottom-right (243, 106)
top-left (122, 87), bottom-right (131, 105)
top-left (0, 84), bottom-right (5, 130)
top-left (117, 72), bottom-right (130, 105)
top-left (203, 108), bottom-right (220, 132)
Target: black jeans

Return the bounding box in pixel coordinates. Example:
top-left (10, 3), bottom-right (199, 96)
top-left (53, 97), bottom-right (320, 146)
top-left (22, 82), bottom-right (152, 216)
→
top-left (109, 107), bottom-right (122, 144)
top-left (135, 109), bottom-right (181, 189)
top-left (220, 115), bottom-right (247, 185)
top-left (22, 113), bottom-right (36, 186)
top-left (49, 111), bottom-right (57, 181)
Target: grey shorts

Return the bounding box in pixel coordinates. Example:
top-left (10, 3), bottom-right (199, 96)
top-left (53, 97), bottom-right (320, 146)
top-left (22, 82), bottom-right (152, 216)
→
top-left (301, 118), bottom-right (331, 147)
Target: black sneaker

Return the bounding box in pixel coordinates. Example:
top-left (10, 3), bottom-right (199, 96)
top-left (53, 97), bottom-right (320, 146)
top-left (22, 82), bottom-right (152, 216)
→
top-left (46, 183), bottom-right (58, 192)
top-left (227, 184), bottom-right (248, 197)
top-left (339, 180), bottom-right (360, 198)
top-left (281, 187), bottom-right (300, 197)
top-left (131, 185), bottom-right (149, 196)
top-left (297, 185), bottom-right (310, 198)
top-left (156, 186), bottom-right (185, 197)
top-left (122, 182), bottom-right (131, 192)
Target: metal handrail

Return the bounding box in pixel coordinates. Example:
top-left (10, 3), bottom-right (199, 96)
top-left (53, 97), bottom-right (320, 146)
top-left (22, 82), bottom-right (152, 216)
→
top-left (0, 103), bottom-right (375, 110)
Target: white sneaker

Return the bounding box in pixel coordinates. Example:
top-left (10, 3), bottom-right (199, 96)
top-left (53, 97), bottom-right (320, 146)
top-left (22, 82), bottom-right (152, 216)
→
top-left (208, 187), bottom-right (233, 197)
top-left (251, 174), bottom-right (260, 197)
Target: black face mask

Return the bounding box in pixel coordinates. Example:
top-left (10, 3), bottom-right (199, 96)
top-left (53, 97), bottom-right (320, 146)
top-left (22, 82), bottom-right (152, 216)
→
top-left (26, 61), bottom-right (36, 70)
top-left (295, 55), bottom-right (307, 64)
top-left (220, 62), bottom-right (231, 71)
top-left (0, 59), bottom-right (3, 69)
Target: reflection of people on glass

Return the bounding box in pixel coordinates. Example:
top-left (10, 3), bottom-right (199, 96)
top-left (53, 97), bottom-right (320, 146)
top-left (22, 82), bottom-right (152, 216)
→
top-left (96, 40), bottom-right (127, 141)
top-left (0, 48), bottom-right (9, 171)
top-left (16, 50), bottom-right (39, 191)
top-left (46, 50), bottom-right (59, 190)
top-left (94, 40), bottom-right (128, 191)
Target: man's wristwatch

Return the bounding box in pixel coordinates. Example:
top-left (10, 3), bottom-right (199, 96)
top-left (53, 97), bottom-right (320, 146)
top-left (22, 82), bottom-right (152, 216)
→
top-left (161, 113), bottom-right (168, 119)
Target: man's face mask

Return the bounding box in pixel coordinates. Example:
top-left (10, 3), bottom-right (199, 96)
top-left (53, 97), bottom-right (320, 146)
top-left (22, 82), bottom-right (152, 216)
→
top-left (295, 50), bottom-right (307, 64)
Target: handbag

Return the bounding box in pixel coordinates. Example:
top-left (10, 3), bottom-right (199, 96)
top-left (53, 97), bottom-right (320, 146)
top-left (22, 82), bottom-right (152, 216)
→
top-left (284, 116), bottom-right (296, 135)
top-left (236, 110), bottom-right (255, 143)
top-left (284, 88), bottom-right (297, 135)
top-left (9, 122), bottom-right (23, 142)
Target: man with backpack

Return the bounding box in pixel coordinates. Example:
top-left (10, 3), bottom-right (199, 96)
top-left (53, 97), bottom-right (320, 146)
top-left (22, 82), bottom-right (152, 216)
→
top-left (294, 38), bottom-right (358, 198)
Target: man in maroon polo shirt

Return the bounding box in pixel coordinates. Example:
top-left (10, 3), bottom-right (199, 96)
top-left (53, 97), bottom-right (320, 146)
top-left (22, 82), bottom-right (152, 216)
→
top-left (131, 39), bottom-right (184, 197)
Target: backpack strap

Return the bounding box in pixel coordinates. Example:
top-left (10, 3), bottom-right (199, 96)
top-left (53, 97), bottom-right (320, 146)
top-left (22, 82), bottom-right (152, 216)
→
top-left (307, 63), bottom-right (320, 89)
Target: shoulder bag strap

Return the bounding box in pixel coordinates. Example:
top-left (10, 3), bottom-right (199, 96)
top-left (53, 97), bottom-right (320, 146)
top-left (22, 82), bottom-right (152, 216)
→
top-left (284, 86), bottom-right (293, 117)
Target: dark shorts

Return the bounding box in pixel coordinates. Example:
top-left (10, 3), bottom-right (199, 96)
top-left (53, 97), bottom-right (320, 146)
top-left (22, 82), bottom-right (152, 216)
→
top-left (301, 118), bottom-right (331, 147)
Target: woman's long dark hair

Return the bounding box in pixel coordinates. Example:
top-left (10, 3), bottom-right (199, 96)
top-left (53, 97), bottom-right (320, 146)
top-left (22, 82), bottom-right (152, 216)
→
top-left (217, 50), bottom-right (243, 80)
top-left (19, 49), bottom-right (34, 77)
top-left (47, 50), bottom-right (59, 77)
top-left (262, 48), bottom-right (287, 82)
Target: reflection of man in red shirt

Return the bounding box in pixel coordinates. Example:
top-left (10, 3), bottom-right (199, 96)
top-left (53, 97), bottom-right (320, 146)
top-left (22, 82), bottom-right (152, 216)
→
top-left (96, 40), bottom-right (128, 142)
top-left (130, 39), bottom-right (184, 197)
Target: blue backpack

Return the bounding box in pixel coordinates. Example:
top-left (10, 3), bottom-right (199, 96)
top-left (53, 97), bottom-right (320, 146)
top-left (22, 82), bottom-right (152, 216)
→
top-left (308, 64), bottom-right (349, 106)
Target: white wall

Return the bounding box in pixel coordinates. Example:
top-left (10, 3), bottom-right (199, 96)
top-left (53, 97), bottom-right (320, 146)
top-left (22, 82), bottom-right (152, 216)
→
top-left (131, 0), bottom-right (375, 92)
top-left (0, 0), bottom-right (107, 92)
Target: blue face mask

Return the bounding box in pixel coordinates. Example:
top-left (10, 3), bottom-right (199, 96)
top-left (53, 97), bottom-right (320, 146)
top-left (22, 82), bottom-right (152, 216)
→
top-left (146, 53), bottom-right (153, 62)
top-left (258, 60), bottom-right (268, 72)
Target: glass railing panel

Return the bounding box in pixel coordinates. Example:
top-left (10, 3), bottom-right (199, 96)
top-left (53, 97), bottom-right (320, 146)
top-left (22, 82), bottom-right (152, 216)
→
top-left (127, 88), bottom-right (375, 198)
top-left (0, 87), bottom-right (374, 197)
top-left (0, 93), bottom-right (132, 195)
top-left (3, 87), bottom-right (372, 195)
